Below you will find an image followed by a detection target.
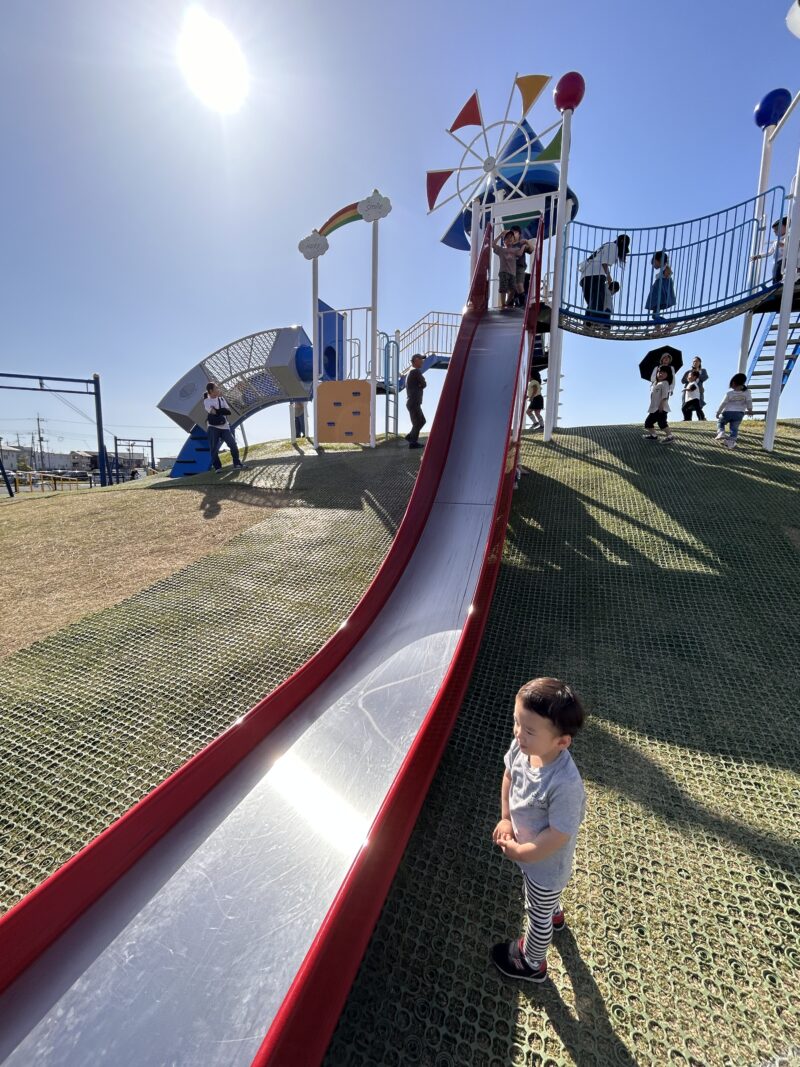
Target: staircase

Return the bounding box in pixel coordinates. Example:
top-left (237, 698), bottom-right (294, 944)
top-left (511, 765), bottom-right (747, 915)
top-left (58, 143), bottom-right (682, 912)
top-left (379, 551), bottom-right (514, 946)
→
top-left (745, 311), bottom-right (800, 417)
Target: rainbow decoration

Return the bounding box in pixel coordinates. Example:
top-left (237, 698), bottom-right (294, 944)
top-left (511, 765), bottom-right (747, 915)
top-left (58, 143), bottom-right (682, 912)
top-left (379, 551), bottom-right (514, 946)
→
top-left (318, 202), bottom-right (362, 237)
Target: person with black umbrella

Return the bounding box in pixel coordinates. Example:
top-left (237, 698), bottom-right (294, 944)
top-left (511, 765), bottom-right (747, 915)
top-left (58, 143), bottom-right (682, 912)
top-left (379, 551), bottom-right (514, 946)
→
top-left (639, 345), bottom-right (683, 396)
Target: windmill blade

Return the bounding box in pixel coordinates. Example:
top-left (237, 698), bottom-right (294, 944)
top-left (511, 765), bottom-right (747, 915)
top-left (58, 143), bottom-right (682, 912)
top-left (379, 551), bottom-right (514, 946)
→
top-left (515, 74), bottom-right (551, 117)
top-left (429, 172), bottom-right (485, 216)
top-left (449, 91), bottom-right (482, 132)
top-left (426, 170), bottom-right (455, 211)
top-left (530, 126), bottom-right (562, 164)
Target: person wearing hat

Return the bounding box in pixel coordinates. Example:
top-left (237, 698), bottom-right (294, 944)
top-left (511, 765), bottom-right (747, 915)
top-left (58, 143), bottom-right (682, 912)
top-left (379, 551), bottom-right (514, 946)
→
top-left (404, 354), bottom-right (427, 450)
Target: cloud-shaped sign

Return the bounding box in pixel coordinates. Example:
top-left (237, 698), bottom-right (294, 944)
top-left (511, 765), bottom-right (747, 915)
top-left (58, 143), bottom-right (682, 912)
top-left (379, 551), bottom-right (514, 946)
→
top-left (358, 190), bottom-right (392, 223)
top-left (298, 230), bottom-right (329, 260)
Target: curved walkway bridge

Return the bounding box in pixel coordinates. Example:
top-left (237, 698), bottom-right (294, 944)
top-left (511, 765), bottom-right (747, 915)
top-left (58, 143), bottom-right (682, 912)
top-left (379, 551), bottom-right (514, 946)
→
top-left (558, 187), bottom-right (788, 340)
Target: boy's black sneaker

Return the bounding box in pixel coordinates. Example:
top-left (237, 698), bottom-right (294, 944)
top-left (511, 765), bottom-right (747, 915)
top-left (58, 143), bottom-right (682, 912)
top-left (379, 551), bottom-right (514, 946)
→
top-left (490, 938), bottom-right (548, 982)
top-left (552, 910), bottom-right (565, 932)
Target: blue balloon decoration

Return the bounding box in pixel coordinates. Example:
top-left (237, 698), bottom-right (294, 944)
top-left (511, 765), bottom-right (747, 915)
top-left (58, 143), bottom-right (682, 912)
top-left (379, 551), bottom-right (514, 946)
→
top-left (754, 88), bottom-right (792, 129)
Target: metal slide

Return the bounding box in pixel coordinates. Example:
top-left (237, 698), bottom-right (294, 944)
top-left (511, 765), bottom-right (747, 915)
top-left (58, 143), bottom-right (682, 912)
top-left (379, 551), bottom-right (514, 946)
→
top-left (0, 271), bottom-right (533, 1063)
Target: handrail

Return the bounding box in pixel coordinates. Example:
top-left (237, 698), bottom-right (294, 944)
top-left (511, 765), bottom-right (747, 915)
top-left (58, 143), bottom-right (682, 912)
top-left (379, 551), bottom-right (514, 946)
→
top-left (0, 224), bottom-right (493, 999)
top-left (560, 186), bottom-right (786, 337)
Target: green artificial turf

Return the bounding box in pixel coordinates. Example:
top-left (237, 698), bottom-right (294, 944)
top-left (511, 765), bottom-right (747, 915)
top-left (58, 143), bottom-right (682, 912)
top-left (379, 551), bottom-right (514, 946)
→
top-left (325, 421), bottom-right (800, 1067)
top-left (0, 440), bottom-right (419, 912)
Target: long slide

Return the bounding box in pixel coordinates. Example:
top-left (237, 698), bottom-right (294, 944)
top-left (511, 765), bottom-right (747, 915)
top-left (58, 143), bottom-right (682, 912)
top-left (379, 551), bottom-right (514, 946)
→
top-left (0, 227), bottom-right (542, 1067)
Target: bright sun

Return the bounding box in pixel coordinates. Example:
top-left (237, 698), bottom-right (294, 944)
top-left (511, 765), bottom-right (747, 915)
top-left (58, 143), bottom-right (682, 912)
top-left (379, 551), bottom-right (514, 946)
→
top-left (177, 6), bottom-right (249, 114)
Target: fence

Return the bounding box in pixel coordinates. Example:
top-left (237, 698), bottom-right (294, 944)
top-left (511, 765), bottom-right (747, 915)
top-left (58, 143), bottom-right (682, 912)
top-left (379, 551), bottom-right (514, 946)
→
top-left (560, 186), bottom-right (786, 337)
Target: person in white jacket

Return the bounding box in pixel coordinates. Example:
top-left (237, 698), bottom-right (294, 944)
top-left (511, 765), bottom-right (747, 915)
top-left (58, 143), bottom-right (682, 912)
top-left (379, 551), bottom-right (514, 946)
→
top-left (643, 366), bottom-right (675, 443)
top-left (715, 373), bottom-right (753, 449)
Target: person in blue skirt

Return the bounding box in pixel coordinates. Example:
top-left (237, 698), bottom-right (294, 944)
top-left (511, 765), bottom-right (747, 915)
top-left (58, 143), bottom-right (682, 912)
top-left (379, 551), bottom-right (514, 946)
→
top-left (645, 251), bottom-right (676, 323)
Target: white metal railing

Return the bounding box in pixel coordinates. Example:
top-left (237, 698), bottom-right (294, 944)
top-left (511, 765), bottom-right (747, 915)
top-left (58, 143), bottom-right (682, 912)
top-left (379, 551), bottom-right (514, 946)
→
top-left (397, 311), bottom-right (462, 369)
top-left (347, 338), bottom-right (362, 379)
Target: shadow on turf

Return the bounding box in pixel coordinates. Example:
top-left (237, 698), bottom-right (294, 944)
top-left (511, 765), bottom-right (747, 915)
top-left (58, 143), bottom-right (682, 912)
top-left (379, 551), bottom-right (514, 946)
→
top-left (535, 927), bottom-right (640, 1067)
top-left (146, 447), bottom-right (419, 534)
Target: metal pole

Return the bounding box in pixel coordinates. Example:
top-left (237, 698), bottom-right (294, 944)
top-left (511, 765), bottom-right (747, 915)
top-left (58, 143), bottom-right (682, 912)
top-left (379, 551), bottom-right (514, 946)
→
top-left (93, 374), bottom-right (107, 487)
top-left (543, 108), bottom-right (573, 442)
top-left (150, 438), bottom-right (155, 470)
top-left (370, 219), bottom-right (379, 448)
top-left (312, 258), bottom-right (319, 449)
top-left (290, 402), bottom-right (297, 444)
top-left (738, 125), bottom-right (776, 372)
top-left (0, 444), bottom-right (13, 498)
top-left (469, 197), bottom-right (481, 281)
top-left (114, 437), bottom-right (120, 484)
top-left (768, 89), bottom-right (800, 142)
top-left (763, 145), bottom-right (800, 451)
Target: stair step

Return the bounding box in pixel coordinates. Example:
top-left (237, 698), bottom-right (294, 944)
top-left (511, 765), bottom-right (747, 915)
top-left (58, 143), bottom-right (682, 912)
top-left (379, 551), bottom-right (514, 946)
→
top-left (750, 370), bottom-right (773, 375)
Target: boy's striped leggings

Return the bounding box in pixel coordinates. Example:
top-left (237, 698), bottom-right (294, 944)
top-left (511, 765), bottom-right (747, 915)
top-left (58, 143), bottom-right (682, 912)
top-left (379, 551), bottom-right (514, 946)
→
top-left (522, 872), bottom-right (562, 965)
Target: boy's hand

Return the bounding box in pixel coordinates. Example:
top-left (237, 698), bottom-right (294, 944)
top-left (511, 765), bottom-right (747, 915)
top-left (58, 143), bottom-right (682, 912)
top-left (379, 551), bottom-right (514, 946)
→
top-left (492, 818), bottom-right (513, 844)
top-left (498, 837), bottom-right (523, 860)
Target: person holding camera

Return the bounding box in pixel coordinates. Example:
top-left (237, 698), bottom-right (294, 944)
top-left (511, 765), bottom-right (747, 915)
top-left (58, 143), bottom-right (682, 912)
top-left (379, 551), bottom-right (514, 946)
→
top-left (204, 382), bottom-right (245, 472)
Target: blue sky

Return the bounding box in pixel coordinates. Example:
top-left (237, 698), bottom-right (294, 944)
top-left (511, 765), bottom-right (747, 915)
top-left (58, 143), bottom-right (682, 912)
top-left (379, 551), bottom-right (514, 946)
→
top-left (1, 0), bottom-right (798, 461)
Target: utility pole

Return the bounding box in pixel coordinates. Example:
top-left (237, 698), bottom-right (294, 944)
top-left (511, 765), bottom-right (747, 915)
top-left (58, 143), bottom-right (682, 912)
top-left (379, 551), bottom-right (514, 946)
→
top-left (36, 414), bottom-right (47, 469)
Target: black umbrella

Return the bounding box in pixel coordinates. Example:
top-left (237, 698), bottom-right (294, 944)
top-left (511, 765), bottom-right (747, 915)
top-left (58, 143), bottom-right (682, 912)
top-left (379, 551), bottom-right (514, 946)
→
top-left (639, 345), bottom-right (683, 381)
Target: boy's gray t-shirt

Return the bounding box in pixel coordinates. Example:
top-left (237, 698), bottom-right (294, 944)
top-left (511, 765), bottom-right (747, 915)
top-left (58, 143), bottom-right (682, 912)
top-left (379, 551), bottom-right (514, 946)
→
top-left (504, 740), bottom-right (586, 891)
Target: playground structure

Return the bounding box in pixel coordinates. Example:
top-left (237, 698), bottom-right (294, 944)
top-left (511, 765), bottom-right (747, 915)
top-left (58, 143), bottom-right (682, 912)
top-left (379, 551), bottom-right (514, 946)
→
top-left (161, 73), bottom-right (800, 472)
top-left (428, 75), bottom-right (800, 448)
top-left (2, 47), bottom-right (800, 1067)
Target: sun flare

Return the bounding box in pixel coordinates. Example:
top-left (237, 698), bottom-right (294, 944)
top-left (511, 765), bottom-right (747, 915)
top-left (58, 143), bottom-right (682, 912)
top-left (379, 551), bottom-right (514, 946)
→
top-left (177, 6), bottom-right (249, 114)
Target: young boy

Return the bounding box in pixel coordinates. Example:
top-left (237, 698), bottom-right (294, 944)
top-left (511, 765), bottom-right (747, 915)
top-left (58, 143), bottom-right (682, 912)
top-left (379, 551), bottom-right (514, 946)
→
top-left (493, 230), bottom-right (524, 310)
top-left (491, 677), bottom-right (586, 983)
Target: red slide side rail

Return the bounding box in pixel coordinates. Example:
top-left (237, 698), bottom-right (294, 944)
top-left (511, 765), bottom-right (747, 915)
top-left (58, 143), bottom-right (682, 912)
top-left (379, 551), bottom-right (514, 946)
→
top-left (0, 226), bottom-right (495, 995)
top-left (253, 223), bottom-right (544, 1066)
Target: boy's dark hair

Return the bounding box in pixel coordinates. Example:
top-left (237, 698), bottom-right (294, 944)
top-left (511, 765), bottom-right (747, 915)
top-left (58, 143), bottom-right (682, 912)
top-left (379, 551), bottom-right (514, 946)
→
top-left (658, 366), bottom-right (674, 384)
top-left (510, 225), bottom-right (522, 236)
top-left (730, 372), bottom-right (747, 388)
top-left (654, 250), bottom-right (669, 266)
top-left (516, 677), bottom-right (585, 738)
top-left (687, 369), bottom-right (699, 379)
top-left (608, 280), bottom-right (620, 293)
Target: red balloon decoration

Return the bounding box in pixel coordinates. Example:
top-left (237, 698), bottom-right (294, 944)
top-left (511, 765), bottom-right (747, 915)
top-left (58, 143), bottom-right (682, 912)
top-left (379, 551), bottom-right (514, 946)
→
top-left (554, 72), bottom-right (585, 113)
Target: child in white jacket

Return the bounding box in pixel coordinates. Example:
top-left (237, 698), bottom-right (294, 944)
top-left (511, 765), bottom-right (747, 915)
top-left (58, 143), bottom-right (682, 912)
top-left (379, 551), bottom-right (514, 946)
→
top-left (715, 373), bottom-right (753, 449)
top-left (643, 366), bottom-right (675, 443)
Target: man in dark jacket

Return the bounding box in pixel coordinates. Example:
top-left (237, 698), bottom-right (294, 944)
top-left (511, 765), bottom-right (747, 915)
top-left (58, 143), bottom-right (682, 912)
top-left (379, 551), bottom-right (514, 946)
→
top-left (405, 354), bottom-right (427, 450)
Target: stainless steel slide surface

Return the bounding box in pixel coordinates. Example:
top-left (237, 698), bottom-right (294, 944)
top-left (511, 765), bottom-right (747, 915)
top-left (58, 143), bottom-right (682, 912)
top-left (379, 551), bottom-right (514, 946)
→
top-left (0, 313), bottom-right (523, 1067)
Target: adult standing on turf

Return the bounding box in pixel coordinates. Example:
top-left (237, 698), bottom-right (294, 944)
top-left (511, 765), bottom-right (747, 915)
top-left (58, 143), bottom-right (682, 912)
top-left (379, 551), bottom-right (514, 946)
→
top-left (681, 356), bottom-right (708, 410)
top-left (204, 382), bottom-right (245, 472)
top-left (405, 354), bottom-right (427, 450)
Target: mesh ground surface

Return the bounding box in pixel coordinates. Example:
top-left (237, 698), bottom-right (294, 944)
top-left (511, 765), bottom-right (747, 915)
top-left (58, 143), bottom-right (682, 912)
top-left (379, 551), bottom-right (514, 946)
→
top-left (0, 441), bottom-right (418, 913)
top-left (324, 421), bottom-right (800, 1067)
